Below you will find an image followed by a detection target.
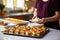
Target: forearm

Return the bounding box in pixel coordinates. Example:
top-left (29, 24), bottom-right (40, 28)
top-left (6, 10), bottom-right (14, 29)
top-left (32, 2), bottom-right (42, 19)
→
top-left (45, 16), bottom-right (59, 22)
top-left (33, 8), bottom-right (37, 16)
top-left (45, 11), bottom-right (60, 22)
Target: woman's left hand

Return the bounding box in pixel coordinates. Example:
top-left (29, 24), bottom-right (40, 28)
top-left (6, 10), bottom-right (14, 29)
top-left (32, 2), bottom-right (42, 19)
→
top-left (37, 18), bottom-right (46, 24)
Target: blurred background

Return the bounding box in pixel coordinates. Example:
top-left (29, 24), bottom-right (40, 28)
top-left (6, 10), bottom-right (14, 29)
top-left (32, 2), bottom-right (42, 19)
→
top-left (0, 0), bottom-right (60, 27)
top-left (0, 0), bottom-right (36, 20)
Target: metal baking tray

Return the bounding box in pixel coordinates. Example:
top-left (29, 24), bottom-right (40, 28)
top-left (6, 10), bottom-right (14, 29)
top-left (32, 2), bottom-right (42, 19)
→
top-left (2, 29), bottom-right (49, 38)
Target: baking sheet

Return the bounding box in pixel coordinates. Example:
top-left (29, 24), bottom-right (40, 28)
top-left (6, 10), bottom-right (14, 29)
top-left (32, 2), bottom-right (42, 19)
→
top-left (2, 29), bottom-right (49, 38)
top-left (0, 18), bottom-right (29, 25)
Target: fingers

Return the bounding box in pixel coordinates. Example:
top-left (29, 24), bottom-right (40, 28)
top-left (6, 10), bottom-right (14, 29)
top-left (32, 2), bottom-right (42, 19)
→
top-left (32, 16), bottom-right (37, 19)
top-left (37, 19), bottom-right (43, 24)
top-left (37, 18), bottom-right (45, 24)
top-left (32, 17), bottom-right (35, 19)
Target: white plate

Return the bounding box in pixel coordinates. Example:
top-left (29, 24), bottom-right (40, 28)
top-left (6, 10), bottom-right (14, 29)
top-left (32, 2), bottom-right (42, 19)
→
top-left (29, 19), bottom-right (38, 23)
top-left (28, 23), bottom-right (44, 27)
top-left (29, 18), bottom-right (41, 23)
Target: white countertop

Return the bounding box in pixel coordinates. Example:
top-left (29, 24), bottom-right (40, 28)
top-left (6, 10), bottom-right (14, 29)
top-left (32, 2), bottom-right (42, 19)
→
top-left (0, 27), bottom-right (60, 40)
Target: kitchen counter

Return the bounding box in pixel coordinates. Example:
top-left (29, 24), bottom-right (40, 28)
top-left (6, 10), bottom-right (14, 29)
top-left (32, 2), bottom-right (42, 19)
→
top-left (8, 12), bottom-right (32, 16)
top-left (0, 28), bottom-right (60, 40)
top-left (0, 12), bottom-right (33, 20)
top-left (0, 12), bottom-right (32, 18)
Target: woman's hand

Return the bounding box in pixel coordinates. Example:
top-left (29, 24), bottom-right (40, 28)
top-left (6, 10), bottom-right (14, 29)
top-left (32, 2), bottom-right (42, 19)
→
top-left (32, 8), bottom-right (37, 19)
top-left (32, 16), bottom-right (37, 19)
top-left (37, 18), bottom-right (47, 24)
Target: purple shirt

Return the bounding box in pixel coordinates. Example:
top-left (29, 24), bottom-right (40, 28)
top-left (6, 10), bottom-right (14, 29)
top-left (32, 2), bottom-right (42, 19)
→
top-left (35, 0), bottom-right (60, 18)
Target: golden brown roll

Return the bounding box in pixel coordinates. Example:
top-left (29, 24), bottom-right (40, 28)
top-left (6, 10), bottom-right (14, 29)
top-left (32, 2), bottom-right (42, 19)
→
top-left (20, 30), bottom-right (26, 35)
top-left (4, 28), bottom-right (9, 32)
top-left (9, 29), bottom-right (14, 34)
top-left (32, 27), bottom-right (37, 32)
top-left (14, 29), bottom-right (20, 34)
top-left (41, 26), bottom-right (46, 32)
top-left (25, 30), bottom-right (32, 36)
top-left (9, 27), bottom-right (15, 34)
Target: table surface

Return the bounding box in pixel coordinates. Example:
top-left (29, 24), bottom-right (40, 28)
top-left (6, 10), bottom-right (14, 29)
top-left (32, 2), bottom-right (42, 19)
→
top-left (0, 12), bottom-right (32, 18)
top-left (0, 27), bottom-right (60, 40)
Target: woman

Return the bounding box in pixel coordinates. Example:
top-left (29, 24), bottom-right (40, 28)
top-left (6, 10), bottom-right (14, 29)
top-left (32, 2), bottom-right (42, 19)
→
top-left (32, 0), bottom-right (60, 30)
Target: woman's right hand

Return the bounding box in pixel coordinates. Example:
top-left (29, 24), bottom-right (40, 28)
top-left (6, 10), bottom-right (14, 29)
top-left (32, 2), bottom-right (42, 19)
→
top-left (32, 8), bottom-right (37, 19)
top-left (32, 16), bottom-right (37, 19)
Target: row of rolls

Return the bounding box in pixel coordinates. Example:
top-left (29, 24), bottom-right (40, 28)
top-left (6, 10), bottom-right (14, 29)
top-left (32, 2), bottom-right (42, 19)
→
top-left (4, 25), bottom-right (47, 37)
